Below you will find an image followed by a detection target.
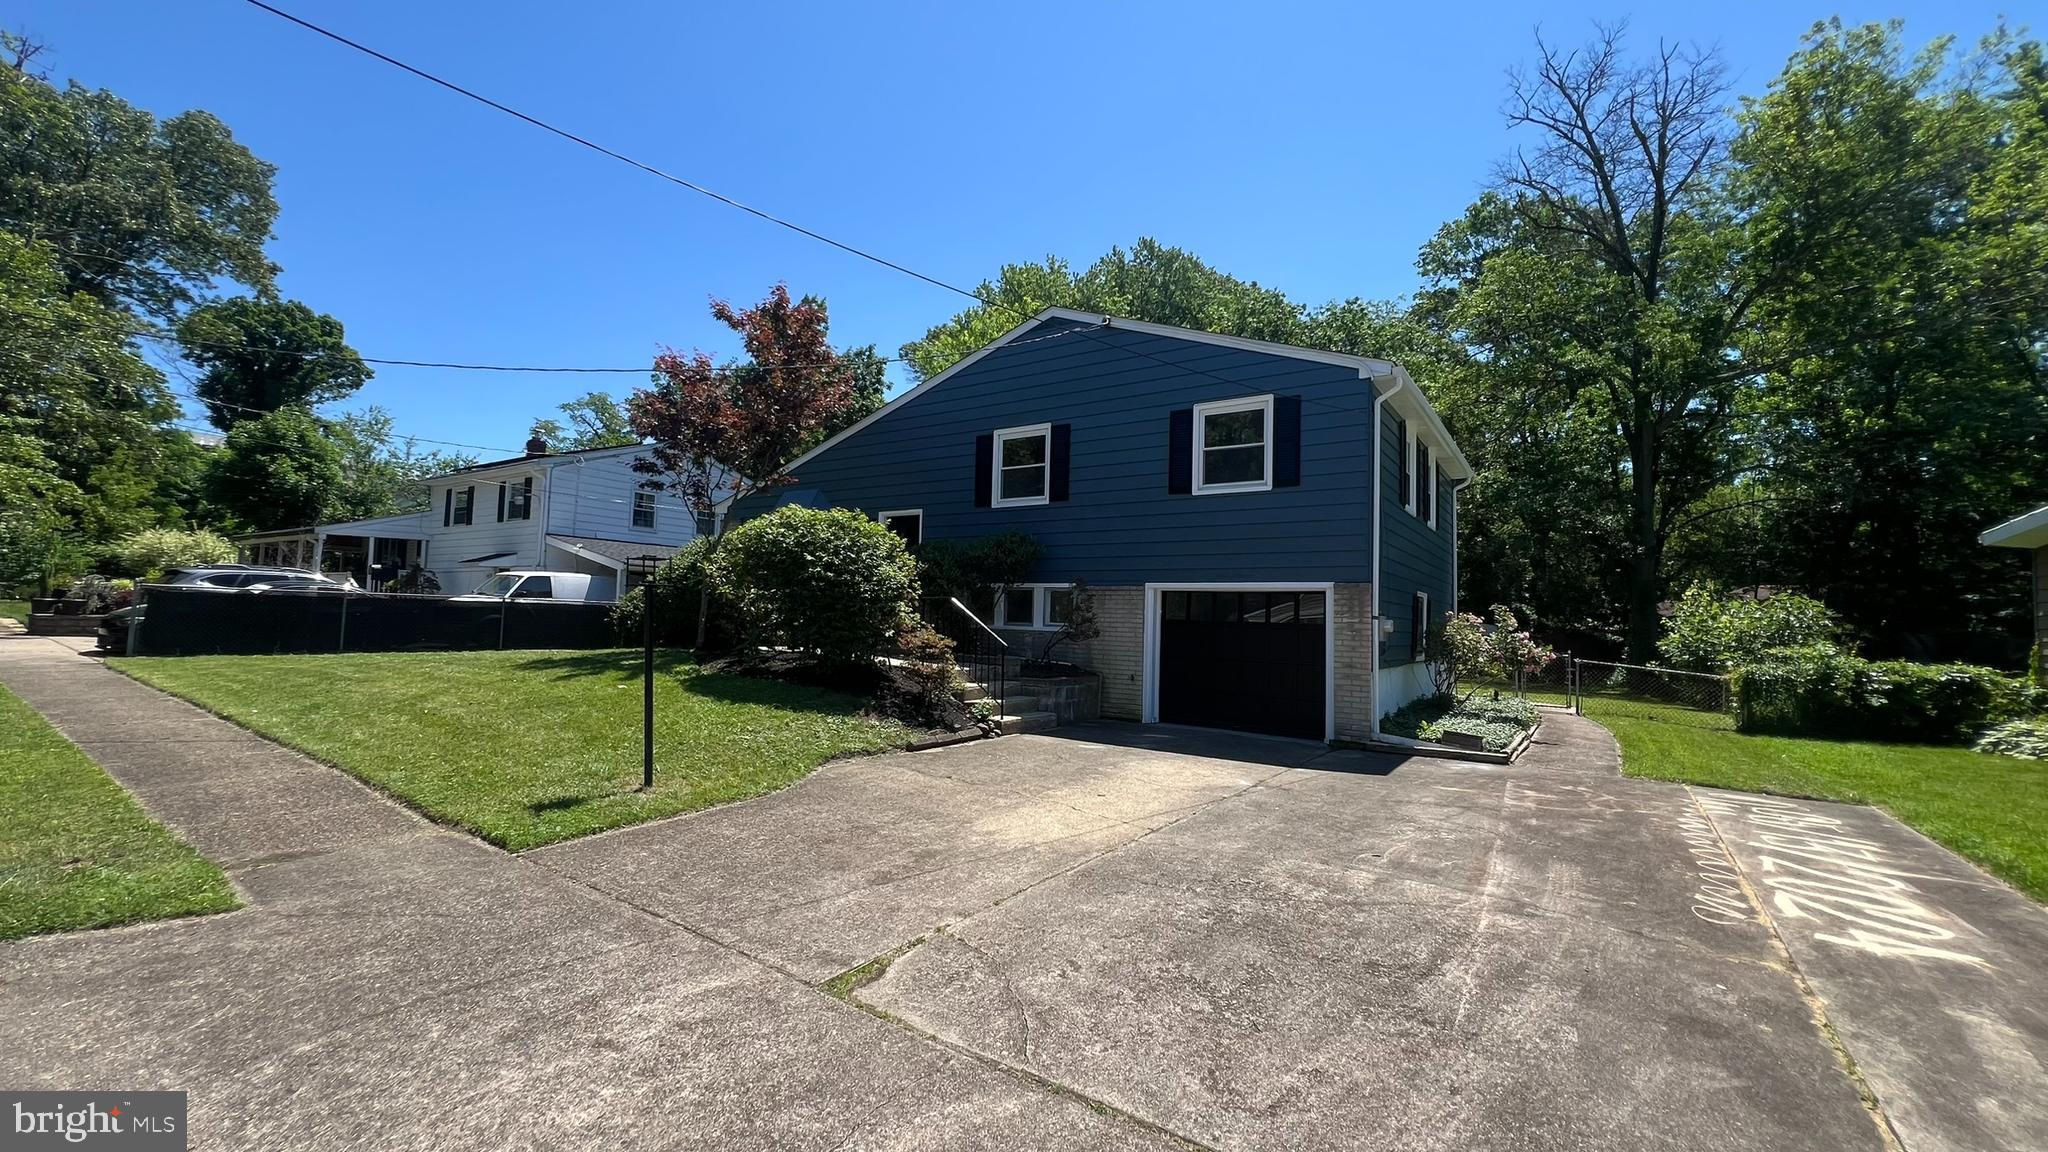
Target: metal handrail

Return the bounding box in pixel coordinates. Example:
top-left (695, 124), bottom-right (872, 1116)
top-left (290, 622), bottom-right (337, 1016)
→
top-left (946, 596), bottom-right (1008, 647)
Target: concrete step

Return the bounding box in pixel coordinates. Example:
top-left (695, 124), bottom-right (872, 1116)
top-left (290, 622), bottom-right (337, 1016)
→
top-left (957, 683), bottom-right (988, 703)
top-left (997, 711), bottom-right (1059, 736)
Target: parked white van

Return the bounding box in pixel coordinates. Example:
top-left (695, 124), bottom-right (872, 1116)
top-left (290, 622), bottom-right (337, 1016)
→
top-left (450, 570), bottom-right (617, 604)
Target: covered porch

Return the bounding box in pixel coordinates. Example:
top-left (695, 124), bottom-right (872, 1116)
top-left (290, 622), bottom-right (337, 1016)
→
top-left (234, 512), bottom-right (433, 591)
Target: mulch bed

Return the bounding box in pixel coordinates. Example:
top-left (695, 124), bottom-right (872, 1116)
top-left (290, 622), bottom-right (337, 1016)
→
top-left (699, 651), bottom-right (982, 735)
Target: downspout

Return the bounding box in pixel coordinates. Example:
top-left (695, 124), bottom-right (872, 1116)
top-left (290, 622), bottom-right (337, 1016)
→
top-left (1368, 372), bottom-right (1405, 740)
top-left (1449, 477), bottom-right (1472, 613)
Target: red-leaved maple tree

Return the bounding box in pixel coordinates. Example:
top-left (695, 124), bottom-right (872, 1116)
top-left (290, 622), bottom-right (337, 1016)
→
top-left (628, 285), bottom-right (859, 643)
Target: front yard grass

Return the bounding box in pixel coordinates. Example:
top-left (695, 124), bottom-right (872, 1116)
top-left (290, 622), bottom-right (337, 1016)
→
top-left (0, 599), bottom-right (28, 625)
top-left (1584, 697), bottom-right (2048, 902)
top-left (112, 649), bottom-right (913, 851)
top-left (0, 683), bottom-right (238, 940)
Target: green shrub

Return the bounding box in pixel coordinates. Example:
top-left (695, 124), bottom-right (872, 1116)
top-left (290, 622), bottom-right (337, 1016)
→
top-left (1660, 584), bottom-right (1842, 673)
top-left (708, 506), bottom-right (919, 668)
top-left (891, 624), bottom-right (962, 728)
top-left (1737, 650), bottom-right (2045, 744)
top-left (915, 532), bottom-right (1041, 612)
top-left (105, 528), bottom-right (236, 577)
top-left (1974, 718), bottom-right (2048, 760)
top-left (608, 537), bottom-right (734, 649)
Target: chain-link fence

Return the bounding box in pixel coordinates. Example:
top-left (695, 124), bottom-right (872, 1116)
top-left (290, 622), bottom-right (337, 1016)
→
top-left (1570, 659), bottom-right (1736, 730)
top-left (1472, 657), bottom-right (1734, 730)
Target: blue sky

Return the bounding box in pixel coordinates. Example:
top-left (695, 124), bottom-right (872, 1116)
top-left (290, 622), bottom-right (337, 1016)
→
top-left (17, 0), bottom-right (2018, 456)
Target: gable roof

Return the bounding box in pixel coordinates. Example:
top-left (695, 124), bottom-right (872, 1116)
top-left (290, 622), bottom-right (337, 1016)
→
top-left (770, 307), bottom-right (1472, 483)
top-left (430, 441), bottom-right (648, 481)
top-left (1981, 504), bottom-right (2048, 549)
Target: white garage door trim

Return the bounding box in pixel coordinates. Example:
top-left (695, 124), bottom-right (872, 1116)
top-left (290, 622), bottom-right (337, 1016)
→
top-left (1141, 581), bottom-right (1337, 743)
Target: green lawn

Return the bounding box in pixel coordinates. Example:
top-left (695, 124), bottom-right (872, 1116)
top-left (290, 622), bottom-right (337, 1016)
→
top-left (112, 650), bottom-right (913, 850)
top-left (1582, 697), bottom-right (2048, 902)
top-left (0, 683), bottom-right (238, 940)
top-left (0, 600), bottom-right (28, 625)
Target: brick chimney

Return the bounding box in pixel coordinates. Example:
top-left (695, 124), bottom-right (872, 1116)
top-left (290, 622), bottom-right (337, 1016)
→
top-left (524, 434), bottom-right (549, 457)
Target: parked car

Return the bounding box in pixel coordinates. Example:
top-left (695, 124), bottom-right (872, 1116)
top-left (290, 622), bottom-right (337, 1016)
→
top-left (450, 571), bottom-right (616, 604)
top-left (96, 567), bottom-right (358, 650)
top-left (244, 577), bottom-right (358, 594)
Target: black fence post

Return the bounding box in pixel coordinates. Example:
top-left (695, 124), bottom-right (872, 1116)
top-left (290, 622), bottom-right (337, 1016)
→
top-left (337, 587), bottom-right (349, 653)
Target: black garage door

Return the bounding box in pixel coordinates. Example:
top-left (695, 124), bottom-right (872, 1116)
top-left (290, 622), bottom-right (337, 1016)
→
top-left (1158, 590), bottom-right (1325, 739)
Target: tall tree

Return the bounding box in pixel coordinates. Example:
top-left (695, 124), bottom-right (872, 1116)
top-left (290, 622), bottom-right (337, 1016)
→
top-left (328, 408), bottom-right (476, 521)
top-left (900, 238), bottom-right (1308, 380)
top-left (629, 285), bottom-right (860, 644)
top-left (199, 407), bottom-right (345, 532)
top-left (1731, 22), bottom-right (2048, 661)
top-left (0, 63), bottom-right (278, 319)
top-left (1419, 27), bottom-right (1758, 660)
top-left (527, 390), bottom-right (637, 451)
top-left (174, 297), bottom-right (370, 428)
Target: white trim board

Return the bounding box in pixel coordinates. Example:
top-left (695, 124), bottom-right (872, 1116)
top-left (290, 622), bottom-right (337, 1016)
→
top-left (1140, 581), bottom-right (1338, 744)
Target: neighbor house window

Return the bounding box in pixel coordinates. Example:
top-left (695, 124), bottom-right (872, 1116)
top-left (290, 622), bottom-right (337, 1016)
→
top-left (992, 424), bottom-right (1051, 507)
top-left (878, 509), bottom-right (923, 547)
top-left (632, 490), bottom-right (657, 529)
top-left (505, 476), bottom-right (532, 521)
top-left (995, 583), bottom-right (1074, 630)
top-left (1193, 395), bottom-right (1273, 494)
top-left (452, 486), bottom-right (474, 525)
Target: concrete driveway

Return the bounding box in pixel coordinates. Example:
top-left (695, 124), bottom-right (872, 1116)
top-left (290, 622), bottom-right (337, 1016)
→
top-left (5, 633), bottom-right (2044, 1150)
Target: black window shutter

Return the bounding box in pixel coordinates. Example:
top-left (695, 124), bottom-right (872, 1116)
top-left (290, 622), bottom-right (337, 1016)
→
top-left (973, 433), bottom-right (994, 508)
top-left (1417, 444), bottom-right (1432, 520)
top-left (496, 482), bottom-right (506, 522)
top-left (522, 476), bottom-right (534, 520)
top-left (1274, 396), bottom-right (1302, 487)
top-left (1049, 423), bottom-right (1071, 502)
top-left (1167, 408), bottom-right (1193, 494)
top-left (1396, 417), bottom-right (1410, 507)
top-left (443, 488), bottom-right (452, 527)
top-left (465, 486), bottom-right (475, 524)
top-left (1411, 593), bottom-right (1425, 661)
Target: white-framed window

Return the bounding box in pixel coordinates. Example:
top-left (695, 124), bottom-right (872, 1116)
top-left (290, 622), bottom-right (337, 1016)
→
top-left (992, 424), bottom-right (1051, 507)
top-left (1411, 590), bottom-right (1430, 661)
top-left (995, 582), bottom-right (1074, 630)
top-left (1425, 457), bottom-right (1439, 529)
top-left (452, 486), bottom-right (474, 525)
top-left (877, 509), bottom-right (923, 547)
top-left (1192, 395), bottom-right (1273, 495)
top-left (632, 490), bottom-right (657, 530)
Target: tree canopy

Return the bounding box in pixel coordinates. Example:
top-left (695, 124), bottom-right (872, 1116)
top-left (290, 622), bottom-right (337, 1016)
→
top-left (175, 296), bottom-right (371, 428)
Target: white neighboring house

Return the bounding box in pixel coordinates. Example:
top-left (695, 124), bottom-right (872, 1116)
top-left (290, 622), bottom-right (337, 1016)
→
top-left (233, 437), bottom-right (711, 597)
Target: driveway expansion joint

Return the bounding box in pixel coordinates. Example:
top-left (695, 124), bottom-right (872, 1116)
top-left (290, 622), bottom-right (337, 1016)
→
top-left (1686, 786), bottom-right (1907, 1152)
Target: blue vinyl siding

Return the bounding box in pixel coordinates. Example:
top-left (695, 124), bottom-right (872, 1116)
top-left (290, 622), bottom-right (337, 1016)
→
top-left (733, 319), bottom-right (1379, 584)
top-left (1377, 412), bottom-right (1456, 666)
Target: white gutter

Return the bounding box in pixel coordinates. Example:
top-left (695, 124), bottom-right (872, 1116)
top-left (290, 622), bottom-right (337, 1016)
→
top-left (1368, 372), bottom-right (1405, 740)
top-left (1449, 476), bottom-right (1473, 613)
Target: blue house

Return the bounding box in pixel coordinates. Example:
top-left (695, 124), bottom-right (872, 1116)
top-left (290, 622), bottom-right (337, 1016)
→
top-left (733, 308), bottom-right (1471, 744)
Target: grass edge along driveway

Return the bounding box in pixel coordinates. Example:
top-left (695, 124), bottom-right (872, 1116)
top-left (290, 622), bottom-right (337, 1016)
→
top-left (1583, 700), bottom-right (2048, 903)
top-left (112, 649), bottom-right (913, 851)
top-left (0, 682), bottom-right (239, 941)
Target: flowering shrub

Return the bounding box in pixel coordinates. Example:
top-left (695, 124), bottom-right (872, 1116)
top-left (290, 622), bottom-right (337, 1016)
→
top-left (1426, 604), bottom-right (1556, 697)
top-left (1660, 584), bottom-right (1842, 673)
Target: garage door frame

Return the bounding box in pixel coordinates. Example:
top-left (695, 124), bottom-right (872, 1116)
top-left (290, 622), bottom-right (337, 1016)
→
top-left (1141, 581), bottom-right (1336, 743)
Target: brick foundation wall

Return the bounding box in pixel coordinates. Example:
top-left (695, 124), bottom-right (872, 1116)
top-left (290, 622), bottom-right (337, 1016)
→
top-left (1090, 586), bottom-right (1146, 720)
top-left (1332, 582), bottom-right (1373, 742)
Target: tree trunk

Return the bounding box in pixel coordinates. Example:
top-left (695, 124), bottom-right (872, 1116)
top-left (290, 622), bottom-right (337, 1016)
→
top-left (692, 524), bottom-right (725, 650)
top-left (1624, 395), bottom-right (1663, 664)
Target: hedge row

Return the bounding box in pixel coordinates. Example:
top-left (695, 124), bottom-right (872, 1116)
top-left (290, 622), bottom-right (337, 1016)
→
top-left (1735, 649), bottom-right (2044, 744)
